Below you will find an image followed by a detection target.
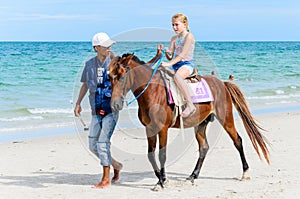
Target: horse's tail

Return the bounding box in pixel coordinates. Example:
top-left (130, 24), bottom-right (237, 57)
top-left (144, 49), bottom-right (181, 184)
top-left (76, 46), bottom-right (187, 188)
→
top-left (224, 81), bottom-right (270, 164)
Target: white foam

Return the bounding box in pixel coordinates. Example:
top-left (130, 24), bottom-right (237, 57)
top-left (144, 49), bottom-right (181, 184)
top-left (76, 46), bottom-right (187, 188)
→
top-left (266, 100), bottom-right (297, 105)
top-left (28, 108), bottom-right (73, 114)
top-left (247, 94), bottom-right (300, 100)
top-left (275, 90), bottom-right (284, 94)
top-left (0, 116), bottom-right (43, 122)
top-left (0, 122), bottom-right (74, 133)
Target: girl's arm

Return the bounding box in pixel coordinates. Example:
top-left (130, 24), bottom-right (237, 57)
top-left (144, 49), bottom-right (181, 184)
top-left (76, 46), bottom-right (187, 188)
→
top-left (165, 36), bottom-right (176, 60)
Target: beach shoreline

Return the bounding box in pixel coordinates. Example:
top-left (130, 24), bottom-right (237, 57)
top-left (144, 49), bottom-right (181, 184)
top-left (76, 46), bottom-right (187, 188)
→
top-left (1, 104), bottom-right (300, 144)
top-left (0, 109), bottom-right (300, 198)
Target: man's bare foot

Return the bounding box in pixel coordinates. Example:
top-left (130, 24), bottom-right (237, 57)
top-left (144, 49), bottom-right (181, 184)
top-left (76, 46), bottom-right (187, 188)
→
top-left (93, 180), bottom-right (111, 188)
top-left (112, 163), bottom-right (123, 183)
top-left (111, 169), bottom-right (120, 183)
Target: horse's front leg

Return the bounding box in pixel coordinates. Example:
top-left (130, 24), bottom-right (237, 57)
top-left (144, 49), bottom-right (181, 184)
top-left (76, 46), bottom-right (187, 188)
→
top-left (147, 136), bottom-right (167, 190)
top-left (159, 147), bottom-right (167, 182)
top-left (145, 107), bottom-right (170, 190)
top-left (147, 136), bottom-right (162, 184)
top-left (158, 129), bottom-right (169, 185)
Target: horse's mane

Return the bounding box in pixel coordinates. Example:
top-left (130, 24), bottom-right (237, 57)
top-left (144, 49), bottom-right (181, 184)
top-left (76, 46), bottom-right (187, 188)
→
top-left (122, 53), bottom-right (146, 65)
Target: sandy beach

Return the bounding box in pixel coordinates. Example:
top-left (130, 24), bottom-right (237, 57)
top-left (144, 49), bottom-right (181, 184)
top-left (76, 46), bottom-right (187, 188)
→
top-left (1, 110), bottom-right (300, 199)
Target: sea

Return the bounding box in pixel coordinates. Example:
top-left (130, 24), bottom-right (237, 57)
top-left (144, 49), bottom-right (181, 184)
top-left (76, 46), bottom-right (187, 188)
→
top-left (1, 41), bottom-right (300, 142)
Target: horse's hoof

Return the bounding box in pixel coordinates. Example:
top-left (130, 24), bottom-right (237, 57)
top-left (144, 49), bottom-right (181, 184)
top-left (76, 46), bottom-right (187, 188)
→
top-left (240, 176), bottom-right (250, 181)
top-left (186, 175), bottom-right (196, 184)
top-left (151, 179), bottom-right (169, 191)
top-left (163, 178), bottom-right (169, 188)
top-left (240, 170), bottom-right (250, 181)
top-left (151, 183), bottom-right (163, 192)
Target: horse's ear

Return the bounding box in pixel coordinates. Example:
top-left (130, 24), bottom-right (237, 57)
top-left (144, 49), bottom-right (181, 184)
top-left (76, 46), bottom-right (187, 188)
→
top-left (108, 56), bottom-right (120, 76)
top-left (124, 53), bottom-right (135, 65)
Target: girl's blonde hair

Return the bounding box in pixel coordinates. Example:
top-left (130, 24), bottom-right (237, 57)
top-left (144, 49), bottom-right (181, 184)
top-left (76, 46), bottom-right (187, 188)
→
top-left (172, 13), bottom-right (190, 32)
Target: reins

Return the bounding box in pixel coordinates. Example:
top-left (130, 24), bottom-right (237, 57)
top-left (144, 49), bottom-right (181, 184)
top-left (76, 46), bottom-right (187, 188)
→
top-left (126, 53), bottom-right (163, 106)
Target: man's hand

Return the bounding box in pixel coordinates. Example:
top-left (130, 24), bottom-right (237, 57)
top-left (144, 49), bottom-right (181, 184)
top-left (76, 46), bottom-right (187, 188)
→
top-left (74, 104), bottom-right (82, 117)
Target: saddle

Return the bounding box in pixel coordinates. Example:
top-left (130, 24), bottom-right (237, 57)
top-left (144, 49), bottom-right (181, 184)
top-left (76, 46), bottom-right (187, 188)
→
top-left (159, 67), bottom-right (214, 126)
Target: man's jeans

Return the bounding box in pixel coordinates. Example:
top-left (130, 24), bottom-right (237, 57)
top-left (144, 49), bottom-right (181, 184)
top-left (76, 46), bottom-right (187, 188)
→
top-left (88, 112), bottom-right (119, 166)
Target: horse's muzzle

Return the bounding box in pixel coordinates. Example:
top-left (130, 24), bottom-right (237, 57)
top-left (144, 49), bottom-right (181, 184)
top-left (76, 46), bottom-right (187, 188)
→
top-left (110, 97), bottom-right (124, 111)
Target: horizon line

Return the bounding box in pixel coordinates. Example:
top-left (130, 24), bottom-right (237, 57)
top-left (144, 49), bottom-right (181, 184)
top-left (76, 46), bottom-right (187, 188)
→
top-left (0, 40), bottom-right (300, 42)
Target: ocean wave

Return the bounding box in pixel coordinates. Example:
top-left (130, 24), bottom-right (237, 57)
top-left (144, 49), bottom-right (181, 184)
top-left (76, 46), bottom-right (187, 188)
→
top-left (28, 108), bottom-right (73, 114)
top-left (0, 82), bottom-right (15, 86)
top-left (247, 93), bottom-right (300, 100)
top-left (286, 73), bottom-right (300, 77)
top-left (265, 100), bottom-right (298, 105)
top-left (253, 86), bottom-right (299, 96)
top-left (0, 108), bottom-right (31, 115)
top-left (0, 122), bottom-right (74, 133)
top-left (0, 116), bottom-right (43, 122)
top-left (275, 90), bottom-right (285, 94)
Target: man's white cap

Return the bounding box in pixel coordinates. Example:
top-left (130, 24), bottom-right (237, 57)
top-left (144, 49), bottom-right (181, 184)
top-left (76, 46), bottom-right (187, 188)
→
top-left (92, 32), bottom-right (116, 47)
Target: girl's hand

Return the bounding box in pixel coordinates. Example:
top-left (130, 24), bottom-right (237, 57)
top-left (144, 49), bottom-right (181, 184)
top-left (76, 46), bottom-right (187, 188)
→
top-left (157, 44), bottom-right (164, 51)
top-left (164, 47), bottom-right (173, 60)
top-left (165, 47), bottom-right (170, 53)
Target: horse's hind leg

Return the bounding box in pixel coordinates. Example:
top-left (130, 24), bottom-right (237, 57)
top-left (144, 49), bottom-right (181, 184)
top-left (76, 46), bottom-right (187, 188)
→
top-left (234, 134), bottom-right (250, 181)
top-left (218, 113), bottom-right (250, 180)
top-left (187, 119), bottom-right (210, 183)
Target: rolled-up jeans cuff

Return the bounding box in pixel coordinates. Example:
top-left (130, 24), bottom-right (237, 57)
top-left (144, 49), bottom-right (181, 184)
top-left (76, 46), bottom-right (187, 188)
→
top-left (97, 142), bottom-right (112, 166)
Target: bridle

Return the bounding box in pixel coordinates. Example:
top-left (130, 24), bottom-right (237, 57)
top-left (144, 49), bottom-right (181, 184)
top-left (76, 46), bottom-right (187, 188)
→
top-left (111, 62), bottom-right (133, 106)
top-left (120, 65), bottom-right (133, 106)
top-left (113, 53), bottom-right (163, 106)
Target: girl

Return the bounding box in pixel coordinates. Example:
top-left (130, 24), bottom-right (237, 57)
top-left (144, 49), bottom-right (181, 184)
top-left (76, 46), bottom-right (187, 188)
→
top-left (161, 13), bottom-right (196, 118)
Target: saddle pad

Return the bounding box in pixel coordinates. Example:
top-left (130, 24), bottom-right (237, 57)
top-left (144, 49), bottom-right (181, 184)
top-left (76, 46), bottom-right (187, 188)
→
top-left (160, 70), bottom-right (213, 105)
top-left (188, 79), bottom-right (214, 103)
top-left (165, 77), bottom-right (214, 104)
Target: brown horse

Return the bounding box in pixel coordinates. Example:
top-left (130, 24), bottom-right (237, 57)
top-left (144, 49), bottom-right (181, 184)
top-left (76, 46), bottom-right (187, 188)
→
top-left (108, 50), bottom-right (269, 189)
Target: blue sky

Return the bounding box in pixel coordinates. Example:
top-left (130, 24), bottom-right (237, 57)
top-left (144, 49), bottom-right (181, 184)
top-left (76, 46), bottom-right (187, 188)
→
top-left (0, 0), bottom-right (299, 41)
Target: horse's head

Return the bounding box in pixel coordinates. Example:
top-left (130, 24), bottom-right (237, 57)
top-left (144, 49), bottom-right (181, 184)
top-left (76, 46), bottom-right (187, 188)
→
top-left (109, 53), bottom-right (135, 111)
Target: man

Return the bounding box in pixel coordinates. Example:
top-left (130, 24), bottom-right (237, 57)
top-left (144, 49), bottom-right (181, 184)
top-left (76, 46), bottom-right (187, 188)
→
top-left (74, 32), bottom-right (122, 188)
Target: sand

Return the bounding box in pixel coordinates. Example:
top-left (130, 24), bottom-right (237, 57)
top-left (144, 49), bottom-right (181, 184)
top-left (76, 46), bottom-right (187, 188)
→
top-left (0, 110), bottom-right (300, 199)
